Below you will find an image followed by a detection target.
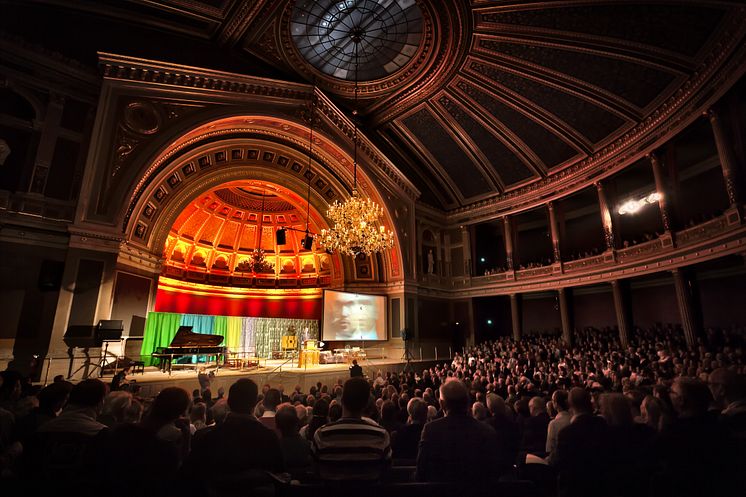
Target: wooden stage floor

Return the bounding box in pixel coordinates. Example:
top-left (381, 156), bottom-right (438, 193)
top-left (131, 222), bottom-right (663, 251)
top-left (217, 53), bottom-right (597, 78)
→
top-left (125, 357), bottom-right (436, 398)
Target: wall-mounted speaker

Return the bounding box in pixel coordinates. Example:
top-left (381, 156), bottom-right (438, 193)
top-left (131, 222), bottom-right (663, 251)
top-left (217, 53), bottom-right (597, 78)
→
top-left (302, 234), bottom-right (314, 251)
top-left (276, 228), bottom-right (287, 245)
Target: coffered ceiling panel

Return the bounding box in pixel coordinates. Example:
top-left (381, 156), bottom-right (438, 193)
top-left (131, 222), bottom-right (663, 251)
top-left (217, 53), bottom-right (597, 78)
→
top-left (7, 0), bottom-right (745, 213)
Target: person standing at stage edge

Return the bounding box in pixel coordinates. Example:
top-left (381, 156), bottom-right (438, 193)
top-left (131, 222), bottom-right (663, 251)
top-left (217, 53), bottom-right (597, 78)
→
top-left (180, 378), bottom-right (283, 495)
top-left (349, 359), bottom-right (364, 378)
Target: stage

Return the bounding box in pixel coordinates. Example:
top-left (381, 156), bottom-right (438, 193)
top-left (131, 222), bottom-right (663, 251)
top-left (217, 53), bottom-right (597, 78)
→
top-left (122, 356), bottom-right (441, 398)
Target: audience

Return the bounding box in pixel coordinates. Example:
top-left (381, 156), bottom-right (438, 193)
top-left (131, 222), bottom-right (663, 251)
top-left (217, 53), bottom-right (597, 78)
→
top-left (0, 324), bottom-right (744, 496)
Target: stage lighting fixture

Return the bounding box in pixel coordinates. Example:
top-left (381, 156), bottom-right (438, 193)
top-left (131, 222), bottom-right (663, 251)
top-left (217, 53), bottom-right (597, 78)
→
top-left (618, 192), bottom-right (662, 215)
top-left (276, 228), bottom-right (287, 245)
top-left (302, 233), bottom-right (314, 250)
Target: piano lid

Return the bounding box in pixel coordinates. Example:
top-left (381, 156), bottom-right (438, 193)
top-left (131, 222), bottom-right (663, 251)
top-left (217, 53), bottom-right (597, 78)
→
top-left (169, 326), bottom-right (224, 347)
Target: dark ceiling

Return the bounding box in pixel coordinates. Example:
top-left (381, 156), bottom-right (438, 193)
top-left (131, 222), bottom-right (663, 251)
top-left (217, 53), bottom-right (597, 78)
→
top-left (3, 0), bottom-right (745, 212)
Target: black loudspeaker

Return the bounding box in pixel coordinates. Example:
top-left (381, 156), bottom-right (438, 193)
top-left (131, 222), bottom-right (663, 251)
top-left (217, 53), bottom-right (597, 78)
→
top-left (276, 228), bottom-right (287, 245)
top-left (38, 260), bottom-right (64, 291)
top-left (97, 320), bottom-right (124, 341)
top-left (302, 234), bottom-right (314, 250)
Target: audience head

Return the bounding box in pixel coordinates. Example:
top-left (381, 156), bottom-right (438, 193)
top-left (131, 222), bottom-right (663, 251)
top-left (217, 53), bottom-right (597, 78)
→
top-left (211, 398), bottom-right (229, 425)
top-left (671, 377), bottom-right (712, 417)
top-left (68, 379), bottom-right (107, 412)
top-left (123, 399), bottom-right (143, 424)
top-left (568, 387), bottom-right (593, 415)
top-left (341, 377), bottom-right (371, 415)
top-left (439, 378), bottom-right (469, 415)
top-left (552, 390), bottom-right (569, 412)
top-left (329, 402), bottom-right (343, 422)
top-left (264, 388), bottom-right (281, 411)
top-left (148, 387), bottom-right (190, 427)
top-left (228, 379), bottom-right (259, 415)
top-left (102, 390), bottom-right (133, 423)
top-left (276, 403), bottom-right (300, 437)
top-left (381, 400), bottom-right (397, 424)
top-left (37, 380), bottom-right (73, 415)
top-left (472, 401), bottom-right (488, 421)
top-left (486, 393), bottom-right (506, 418)
top-left (407, 397), bottom-right (428, 424)
top-left (190, 402), bottom-right (207, 425)
top-left (641, 395), bottom-right (665, 431)
top-left (708, 367), bottom-right (744, 407)
top-left (600, 393), bottom-right (633, 427)
top-left (529, 396), bottom-right (546, 417)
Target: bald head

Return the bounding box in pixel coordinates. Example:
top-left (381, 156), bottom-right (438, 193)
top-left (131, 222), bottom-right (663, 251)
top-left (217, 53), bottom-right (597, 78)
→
top-left (529, 396), bottom-right (546, 417)
top-left (440, 378), bottom-right (469, 415)
top-left (486, 393), bottom-right (505, 417)
top-left (709, 368), bottom-right (744, 406)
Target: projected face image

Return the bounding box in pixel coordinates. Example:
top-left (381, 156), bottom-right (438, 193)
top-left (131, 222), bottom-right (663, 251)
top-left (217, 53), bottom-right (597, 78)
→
top-left (331, 294), bottom-right (379, 340)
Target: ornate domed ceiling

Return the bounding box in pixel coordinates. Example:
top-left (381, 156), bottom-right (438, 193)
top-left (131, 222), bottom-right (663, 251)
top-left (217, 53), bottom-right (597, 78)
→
top-left (162, 180), bottom-right (335, 287)
top-left (8, 0), bottom-right (746, 214)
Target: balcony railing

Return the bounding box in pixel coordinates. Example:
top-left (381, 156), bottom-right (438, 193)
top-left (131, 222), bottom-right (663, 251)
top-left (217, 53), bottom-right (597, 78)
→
top-left (419, 209), bottom-right (743, 293)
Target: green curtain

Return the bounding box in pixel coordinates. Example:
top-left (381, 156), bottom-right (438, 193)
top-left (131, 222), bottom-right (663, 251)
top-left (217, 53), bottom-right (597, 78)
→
top-left (140, 312), bottom-right (183, 366)
top-left (225, 316), bottom-right (243, 351)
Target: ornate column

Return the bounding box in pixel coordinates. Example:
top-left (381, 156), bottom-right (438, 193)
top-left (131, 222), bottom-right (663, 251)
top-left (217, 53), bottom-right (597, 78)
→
top-left (547, 202), bottom-right (562, 275)
top-left (558, 287), bottom-right (573, 345)
top-left (596, 181), bottom-right (616, 255)
top-left (707, 108), bottom-right (741, 209)
top-left (510, 293), bottom-right (522, 341)
top-left (503, 215), bottom-right (514, 271)
top-left (611, 280), bottom-right (630, 347)
top-left (28, 93), bottom-right (65, 194)
top-left (461, 225), bottom-right (472, 276)
top-left (649, 152), bottom-right (675, 248)
top-left (672, 268), bottom-right (698, 347)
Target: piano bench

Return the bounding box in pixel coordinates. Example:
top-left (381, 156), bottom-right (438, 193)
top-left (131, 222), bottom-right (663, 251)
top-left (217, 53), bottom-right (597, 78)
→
top-left (131, 361), bottom-right (145, 375)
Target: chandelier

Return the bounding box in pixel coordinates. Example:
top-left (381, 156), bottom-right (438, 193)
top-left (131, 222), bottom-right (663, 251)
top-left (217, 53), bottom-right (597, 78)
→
top-left (316, 25), bottom-right (395, 257)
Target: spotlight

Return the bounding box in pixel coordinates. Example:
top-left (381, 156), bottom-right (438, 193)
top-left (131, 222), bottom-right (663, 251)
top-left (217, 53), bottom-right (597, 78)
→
top-left (618, 191), bottom-right (662, 215)
top-left (487, 319), bottom-right (493, 325)
top-left (275, 228), bottom-right (287, 245)
top-left (480, 257), bottom-right (486, 263)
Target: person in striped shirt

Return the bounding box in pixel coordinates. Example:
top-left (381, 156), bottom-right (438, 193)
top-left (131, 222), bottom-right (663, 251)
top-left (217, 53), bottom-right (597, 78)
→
top-left (312, 377), bottom-right (391, 480)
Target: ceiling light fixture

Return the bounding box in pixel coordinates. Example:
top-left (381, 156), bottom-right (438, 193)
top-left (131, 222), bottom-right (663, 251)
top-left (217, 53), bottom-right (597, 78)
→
top-left (316, 25), bottom-right (395, 257)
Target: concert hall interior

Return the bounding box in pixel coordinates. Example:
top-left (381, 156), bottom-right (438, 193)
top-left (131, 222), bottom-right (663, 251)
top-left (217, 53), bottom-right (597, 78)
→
top-left (1, 1), bottom-right (746, 495)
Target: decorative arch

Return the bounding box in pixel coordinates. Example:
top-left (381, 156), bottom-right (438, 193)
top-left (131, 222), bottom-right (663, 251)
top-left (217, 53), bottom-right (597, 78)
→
top-left (121, 115), bottom-right (404, 283)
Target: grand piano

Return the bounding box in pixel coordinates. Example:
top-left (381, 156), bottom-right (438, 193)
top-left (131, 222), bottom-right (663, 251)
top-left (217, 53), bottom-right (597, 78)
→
top-left (152, 326), bottom-right (226, 373)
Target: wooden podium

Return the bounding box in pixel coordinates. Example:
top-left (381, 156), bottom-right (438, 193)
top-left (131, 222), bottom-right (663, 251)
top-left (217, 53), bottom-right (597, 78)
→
top-left (298, 339), bottom-right (320, 368)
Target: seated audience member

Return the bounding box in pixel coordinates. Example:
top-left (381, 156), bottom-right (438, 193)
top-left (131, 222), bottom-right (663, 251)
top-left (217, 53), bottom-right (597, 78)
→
top-left (99, 390), bottom-right (133, 428)
top-left (97, 388), bottom-right (190, 497)
top-left (300, 398), bottom-right (329, 441)
top-left (391, 397), bottom-right (427, 460)
top-left (640, 394), bottom-right (669, 432)
top-left (276, 403), bottom-right (312, 476)
top-left (600, 393), bottom-right (656, 497)
top-left (190, 402), bottom-right (208, 431)
top-left (521, 396), bottom-right (550, 457)
top-left (38, 379), bottom-right (108, 437)
top-left (29, 379), bottom-right (108, 492)
top-left (380, 399), bottom-right (403, 434)
top-left (552, 387), bottom-right (609, 497)
top-left (313, 377), bottom-right (391, 480)
top-left (486, 393), bottom-right (520, 474)
top-left (655, 377), bottom-right (739, 497)
top-left (709, 367), bottom-right (746, 435)
top-left (181, 379), bottom-right (283, 494)
top-left (16, 380), bottom-right (73, 443)
top-left (259, 387), bottom-right (281, 433)
top-left (416, 378), bottom-right (500, 483)
top-left (545, 390), bottom-right (570, 458)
